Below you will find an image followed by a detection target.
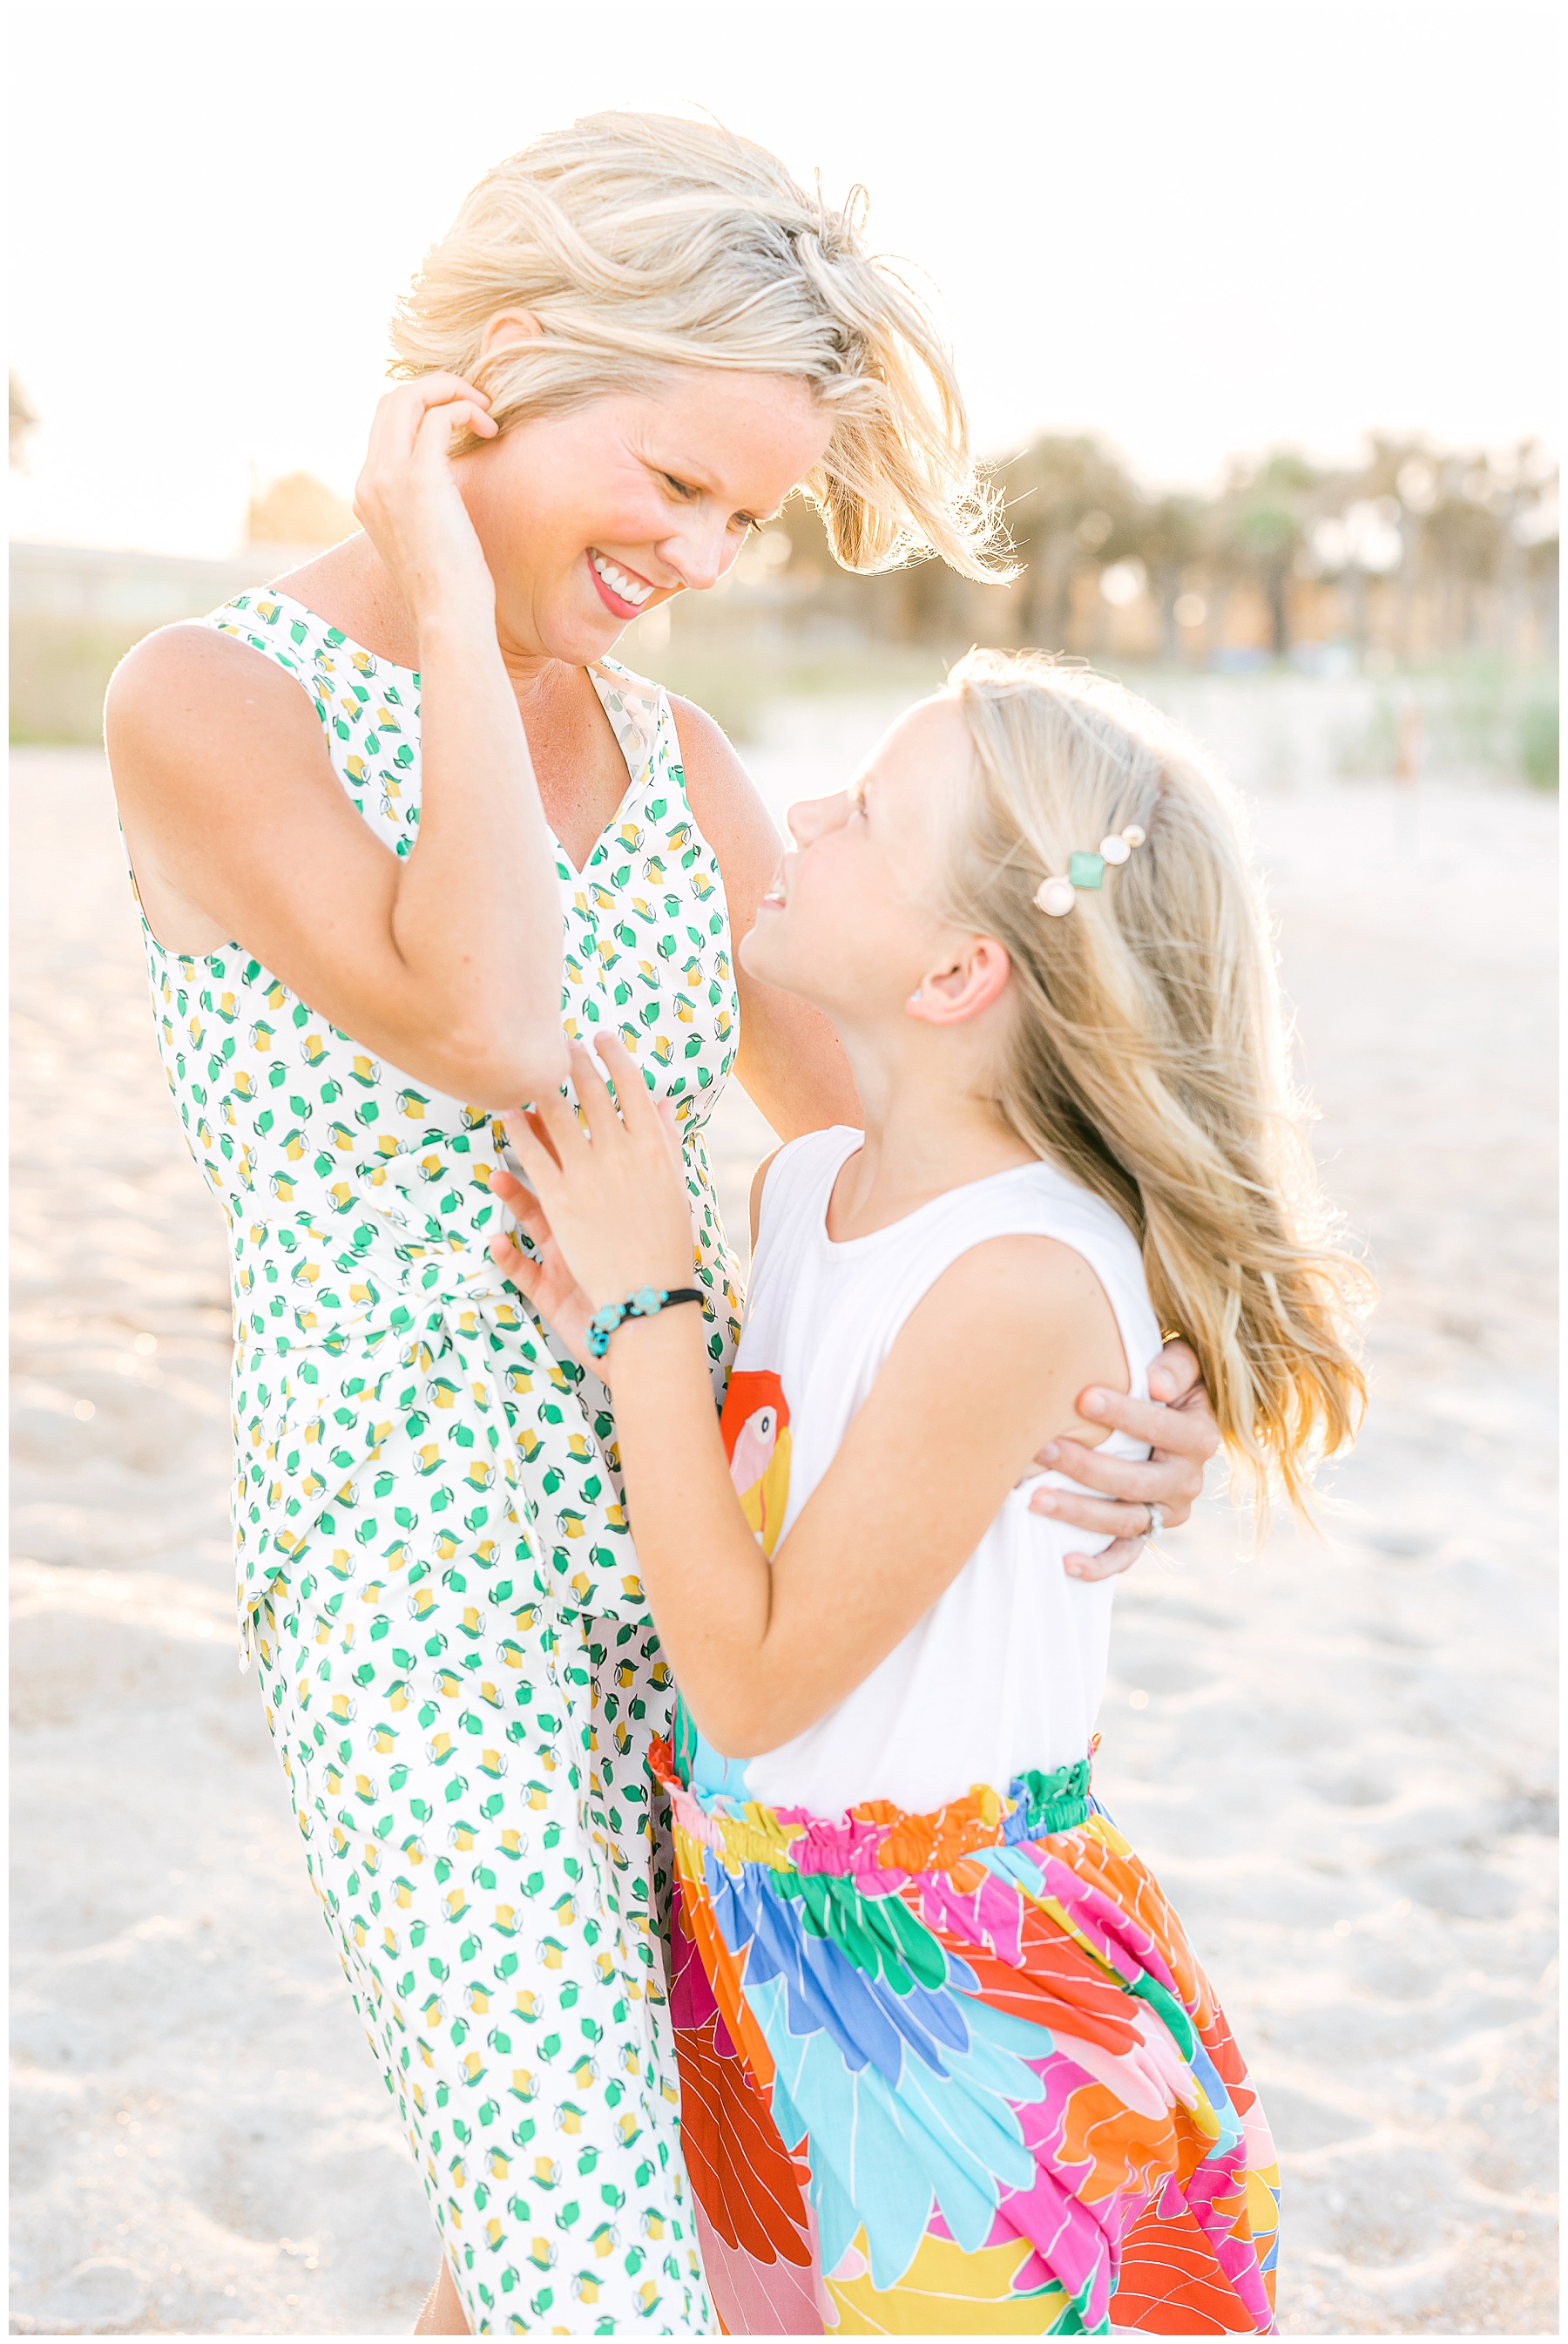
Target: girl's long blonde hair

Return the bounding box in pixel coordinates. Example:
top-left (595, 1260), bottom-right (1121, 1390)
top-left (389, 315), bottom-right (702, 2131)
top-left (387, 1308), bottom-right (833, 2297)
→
top-left (943, 649), bottom-right (1369, 1524)
top-left (390, 112), bottom-right (1009, 581)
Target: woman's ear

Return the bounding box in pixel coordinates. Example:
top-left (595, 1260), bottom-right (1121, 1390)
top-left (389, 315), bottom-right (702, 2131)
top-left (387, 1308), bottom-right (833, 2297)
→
top-left (480, 309), bottom-right (545, 361)
top-left (907, 937), bottom-right (1011, 1026)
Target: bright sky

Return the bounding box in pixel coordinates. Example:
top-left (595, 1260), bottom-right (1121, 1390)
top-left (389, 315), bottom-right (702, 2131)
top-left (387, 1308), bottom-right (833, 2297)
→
top-left (9, 1), bottom-right (1558, 556)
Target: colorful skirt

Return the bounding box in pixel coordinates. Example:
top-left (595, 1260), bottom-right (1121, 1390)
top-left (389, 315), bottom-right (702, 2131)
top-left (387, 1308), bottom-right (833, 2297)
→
top-left (652, 1735), bottom-right (1281, 2335)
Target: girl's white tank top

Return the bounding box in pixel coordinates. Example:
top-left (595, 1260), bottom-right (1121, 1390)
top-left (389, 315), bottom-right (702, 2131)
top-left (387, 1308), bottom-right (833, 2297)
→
top-left (712, 1126), bottom-right (1162, 1819)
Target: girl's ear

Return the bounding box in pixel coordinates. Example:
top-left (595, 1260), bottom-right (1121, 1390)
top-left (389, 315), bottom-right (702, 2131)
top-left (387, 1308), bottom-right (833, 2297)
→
top-left (907, 937), bottom-right (1011, 1026)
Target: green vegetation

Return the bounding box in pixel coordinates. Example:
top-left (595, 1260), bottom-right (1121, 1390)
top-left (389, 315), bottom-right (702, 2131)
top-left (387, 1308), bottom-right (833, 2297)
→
top-left (10, 616), bottom-right (143, 746)
top-left (1518, 699), bottom-right (1559, 790)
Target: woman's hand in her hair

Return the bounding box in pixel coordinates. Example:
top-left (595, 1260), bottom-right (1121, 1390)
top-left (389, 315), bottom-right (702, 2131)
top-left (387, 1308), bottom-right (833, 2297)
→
top-left (352, 375), bottom-right (499, 628)
top-left (1027, 1338), bottom-right (1220, 1580)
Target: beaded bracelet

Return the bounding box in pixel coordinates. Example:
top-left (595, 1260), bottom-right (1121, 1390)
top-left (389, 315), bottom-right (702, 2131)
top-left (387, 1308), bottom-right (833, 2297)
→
top-left (585, 1285), bottom-right (705, 1359)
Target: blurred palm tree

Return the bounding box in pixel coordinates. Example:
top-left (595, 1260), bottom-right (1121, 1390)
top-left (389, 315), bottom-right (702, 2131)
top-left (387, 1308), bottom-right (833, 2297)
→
top-left (1136, 494), bottom-right (1209, 658)
top-left (1420, 457), bottom-right (1506, 648)
top-left (669, 425), bottom-right (1556, 671)
top-left (1215, 451), bottom-right (1321, 658)
top-left (992, 437), bottom-right (1145, 649)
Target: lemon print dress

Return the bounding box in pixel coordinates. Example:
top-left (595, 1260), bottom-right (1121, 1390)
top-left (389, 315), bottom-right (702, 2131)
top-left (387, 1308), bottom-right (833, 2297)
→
top-left (135, 590), bottom-right (743, 2335)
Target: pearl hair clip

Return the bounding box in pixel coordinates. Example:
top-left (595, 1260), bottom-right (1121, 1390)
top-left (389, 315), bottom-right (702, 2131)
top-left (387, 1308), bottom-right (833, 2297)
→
top-left (1034, 825), bottom-right (1146, 917)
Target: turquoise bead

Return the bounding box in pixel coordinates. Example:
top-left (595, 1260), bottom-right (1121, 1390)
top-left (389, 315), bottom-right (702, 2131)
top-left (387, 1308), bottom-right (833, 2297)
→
top-left (1069, 850), bottom-right (1106, 890)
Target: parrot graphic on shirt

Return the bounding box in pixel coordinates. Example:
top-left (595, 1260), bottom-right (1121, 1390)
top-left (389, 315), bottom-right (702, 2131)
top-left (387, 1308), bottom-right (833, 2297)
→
top-left (719, 1370), bottom-right (793, 1559)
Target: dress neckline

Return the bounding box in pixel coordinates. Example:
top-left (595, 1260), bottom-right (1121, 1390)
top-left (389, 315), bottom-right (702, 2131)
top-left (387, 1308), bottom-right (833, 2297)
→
top-left (234, 587), bottom-right (661, 881)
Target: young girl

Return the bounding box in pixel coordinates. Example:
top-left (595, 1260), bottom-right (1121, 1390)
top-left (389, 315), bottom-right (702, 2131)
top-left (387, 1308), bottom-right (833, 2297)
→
top-left (490, 651), bottom-right (1366, 2335)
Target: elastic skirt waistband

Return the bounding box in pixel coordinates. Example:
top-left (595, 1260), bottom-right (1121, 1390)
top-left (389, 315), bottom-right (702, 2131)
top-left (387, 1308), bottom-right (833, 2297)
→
top-left (650, 1733), bottom-right (1092, 1882)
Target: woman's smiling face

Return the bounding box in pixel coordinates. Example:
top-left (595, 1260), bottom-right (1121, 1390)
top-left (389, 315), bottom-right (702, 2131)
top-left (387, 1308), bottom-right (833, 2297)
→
top-left (456, 366), bottom-right (833, 665)
top-left (740, 694), bottom-right (980, 1021)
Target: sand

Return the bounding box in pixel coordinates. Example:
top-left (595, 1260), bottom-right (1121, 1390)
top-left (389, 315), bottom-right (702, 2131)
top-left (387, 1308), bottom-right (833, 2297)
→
top-left (9, 716), bottom-right (1557, 2337)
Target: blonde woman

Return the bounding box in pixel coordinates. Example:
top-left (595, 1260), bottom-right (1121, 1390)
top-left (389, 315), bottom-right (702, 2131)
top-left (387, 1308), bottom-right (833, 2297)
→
top-left (106, 119), bottom-right (1218, 2335)
top-left (495, 654), bottom-right (1369, 2336)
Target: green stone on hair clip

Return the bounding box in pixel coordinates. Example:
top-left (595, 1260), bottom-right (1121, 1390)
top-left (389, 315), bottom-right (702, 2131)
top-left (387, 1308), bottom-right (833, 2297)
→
top-left (1035, 825), bottom-right (1146, 917)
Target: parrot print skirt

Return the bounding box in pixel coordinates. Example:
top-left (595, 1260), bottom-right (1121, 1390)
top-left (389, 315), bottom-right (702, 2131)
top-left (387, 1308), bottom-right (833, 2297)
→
top-left (653, 1728), bottom-right (1281, 2335)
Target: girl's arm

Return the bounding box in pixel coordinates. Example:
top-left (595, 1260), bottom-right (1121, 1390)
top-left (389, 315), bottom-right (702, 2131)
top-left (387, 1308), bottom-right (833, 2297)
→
top-left (675, 698), bottom-right (1220, 1552)
top-left (499, 1038), bottom-right (1122, 1758)
top-left (611, 1234), bottom-right (1116, 1756)
top-left (105, 377), bottom-right (570, 1109)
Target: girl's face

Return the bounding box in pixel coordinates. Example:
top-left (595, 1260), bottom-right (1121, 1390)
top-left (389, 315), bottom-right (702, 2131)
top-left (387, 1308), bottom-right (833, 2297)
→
top-left (456, 366), bottom-right (833, 666)
top-left (741, 695), bottom-right (983, 1022)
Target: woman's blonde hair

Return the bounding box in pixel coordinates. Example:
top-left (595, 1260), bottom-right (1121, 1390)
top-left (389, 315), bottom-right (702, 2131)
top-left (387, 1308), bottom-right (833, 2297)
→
top-left (941, 648), bottom-right (1369, 1525)
top-left (389, 112), bottom-right (1008, 580)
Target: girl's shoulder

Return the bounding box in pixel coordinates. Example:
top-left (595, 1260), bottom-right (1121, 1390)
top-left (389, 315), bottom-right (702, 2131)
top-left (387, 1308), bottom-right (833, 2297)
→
top-left (956, 1157), bottom-right (1146, 1266)
top-left (762, 1125), bottom-right (862, 1209)
top-left (919, 1161), bottom-right (1159, 1399)
top-left (751, 1126), bottom-right (861, 1264)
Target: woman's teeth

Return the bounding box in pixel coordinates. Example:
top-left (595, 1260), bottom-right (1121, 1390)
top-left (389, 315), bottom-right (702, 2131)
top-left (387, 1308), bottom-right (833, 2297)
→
top-left (591, 551), bottom-right (653, 607)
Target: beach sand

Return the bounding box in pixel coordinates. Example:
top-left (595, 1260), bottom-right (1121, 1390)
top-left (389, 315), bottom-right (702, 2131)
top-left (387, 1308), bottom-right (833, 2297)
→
top-left (10, 723), bottom-right (1557, 2335)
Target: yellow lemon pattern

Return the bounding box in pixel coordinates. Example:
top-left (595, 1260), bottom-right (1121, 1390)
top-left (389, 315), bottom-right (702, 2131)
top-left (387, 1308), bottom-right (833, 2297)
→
top-left (133, 590), bottom-right (741, 2334)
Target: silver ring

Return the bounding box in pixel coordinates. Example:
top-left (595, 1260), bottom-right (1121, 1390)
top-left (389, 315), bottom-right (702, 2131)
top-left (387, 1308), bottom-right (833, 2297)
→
top-left (1145, 1503), bottom-right (1165, 1541)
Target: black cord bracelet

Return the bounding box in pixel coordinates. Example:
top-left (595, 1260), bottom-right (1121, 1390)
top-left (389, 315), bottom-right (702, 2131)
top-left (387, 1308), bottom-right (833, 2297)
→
top-left (585, 1285), bottom-right (704, 1359)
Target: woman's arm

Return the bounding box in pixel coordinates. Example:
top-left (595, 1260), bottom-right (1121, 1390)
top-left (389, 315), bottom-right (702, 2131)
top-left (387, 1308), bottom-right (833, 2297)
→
top-left (671, 696), bottom-right (861, 1138)
top-left (105, 377), bottom-right (570, 1108)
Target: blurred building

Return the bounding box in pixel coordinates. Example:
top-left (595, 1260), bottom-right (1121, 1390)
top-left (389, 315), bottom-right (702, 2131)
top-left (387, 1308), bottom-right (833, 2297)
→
top-left (9, 468), bottom-right (355, 742)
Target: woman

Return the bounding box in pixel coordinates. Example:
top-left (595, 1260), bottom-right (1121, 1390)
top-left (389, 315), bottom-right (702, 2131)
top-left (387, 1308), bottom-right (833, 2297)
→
top-left (105, 114), bottom-right (1217, 2336)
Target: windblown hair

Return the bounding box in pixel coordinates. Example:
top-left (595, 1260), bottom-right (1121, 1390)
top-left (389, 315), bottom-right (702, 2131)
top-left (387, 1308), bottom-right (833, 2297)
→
top-left (389, 112), bottom-right (1008, 580)
top-left (942, 648), bottom-right (1369, 1525)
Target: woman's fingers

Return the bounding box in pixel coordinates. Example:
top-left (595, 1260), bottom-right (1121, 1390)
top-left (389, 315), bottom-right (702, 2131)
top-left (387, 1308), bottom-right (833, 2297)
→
top-left (382, 373), bottom-right (494, 437)
top-left (1032, 1438), bottom-right (1200, 1511)
top-left (1064, 1536), bottom-right (1148, 1583)
top-left (1072, 1383), bottom-right (1220, 1462)
top-left (362, 379), bottom-right (495, 487)
top-left (411, 399), bottom-right (497, 471)
top-left (1031, 1486), bottom-right (1160, 1536)
top-left (1147, 1337), bottom-right (1202, 1404)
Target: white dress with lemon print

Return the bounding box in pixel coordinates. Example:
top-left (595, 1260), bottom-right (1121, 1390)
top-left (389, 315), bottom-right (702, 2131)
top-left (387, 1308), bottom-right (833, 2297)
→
top-left (136, 589), bottom-right (744, 2335)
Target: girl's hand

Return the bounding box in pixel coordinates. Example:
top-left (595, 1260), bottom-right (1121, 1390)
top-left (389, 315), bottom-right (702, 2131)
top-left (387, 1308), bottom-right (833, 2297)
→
top-left (499, 1037), bottom-right (696, 1315)
top-left (1028, 1339), bottom-right (1220, 1580)
top-left (352, 375), bottom-right (499, 627)
top-left (488, 1158), bottom-right (596, 1370)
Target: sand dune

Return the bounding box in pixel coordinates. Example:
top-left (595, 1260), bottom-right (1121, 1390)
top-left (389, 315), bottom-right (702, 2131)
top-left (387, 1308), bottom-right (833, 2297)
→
top-left (9, 729), bottom-right (1556, 2335)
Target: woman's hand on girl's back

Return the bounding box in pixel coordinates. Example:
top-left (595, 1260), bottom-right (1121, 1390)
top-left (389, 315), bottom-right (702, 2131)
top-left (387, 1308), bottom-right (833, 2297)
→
top-left (352, 376), bottom-right (499, 627)
top-left (1026, 1339), bottom-right (1220, 1578)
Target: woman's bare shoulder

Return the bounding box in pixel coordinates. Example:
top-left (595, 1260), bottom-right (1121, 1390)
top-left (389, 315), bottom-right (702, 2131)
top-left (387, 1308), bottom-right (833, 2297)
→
top-left (105, 620), bottom-right (323, 781)
top-left (666, 693), bottom-right (781, 862)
